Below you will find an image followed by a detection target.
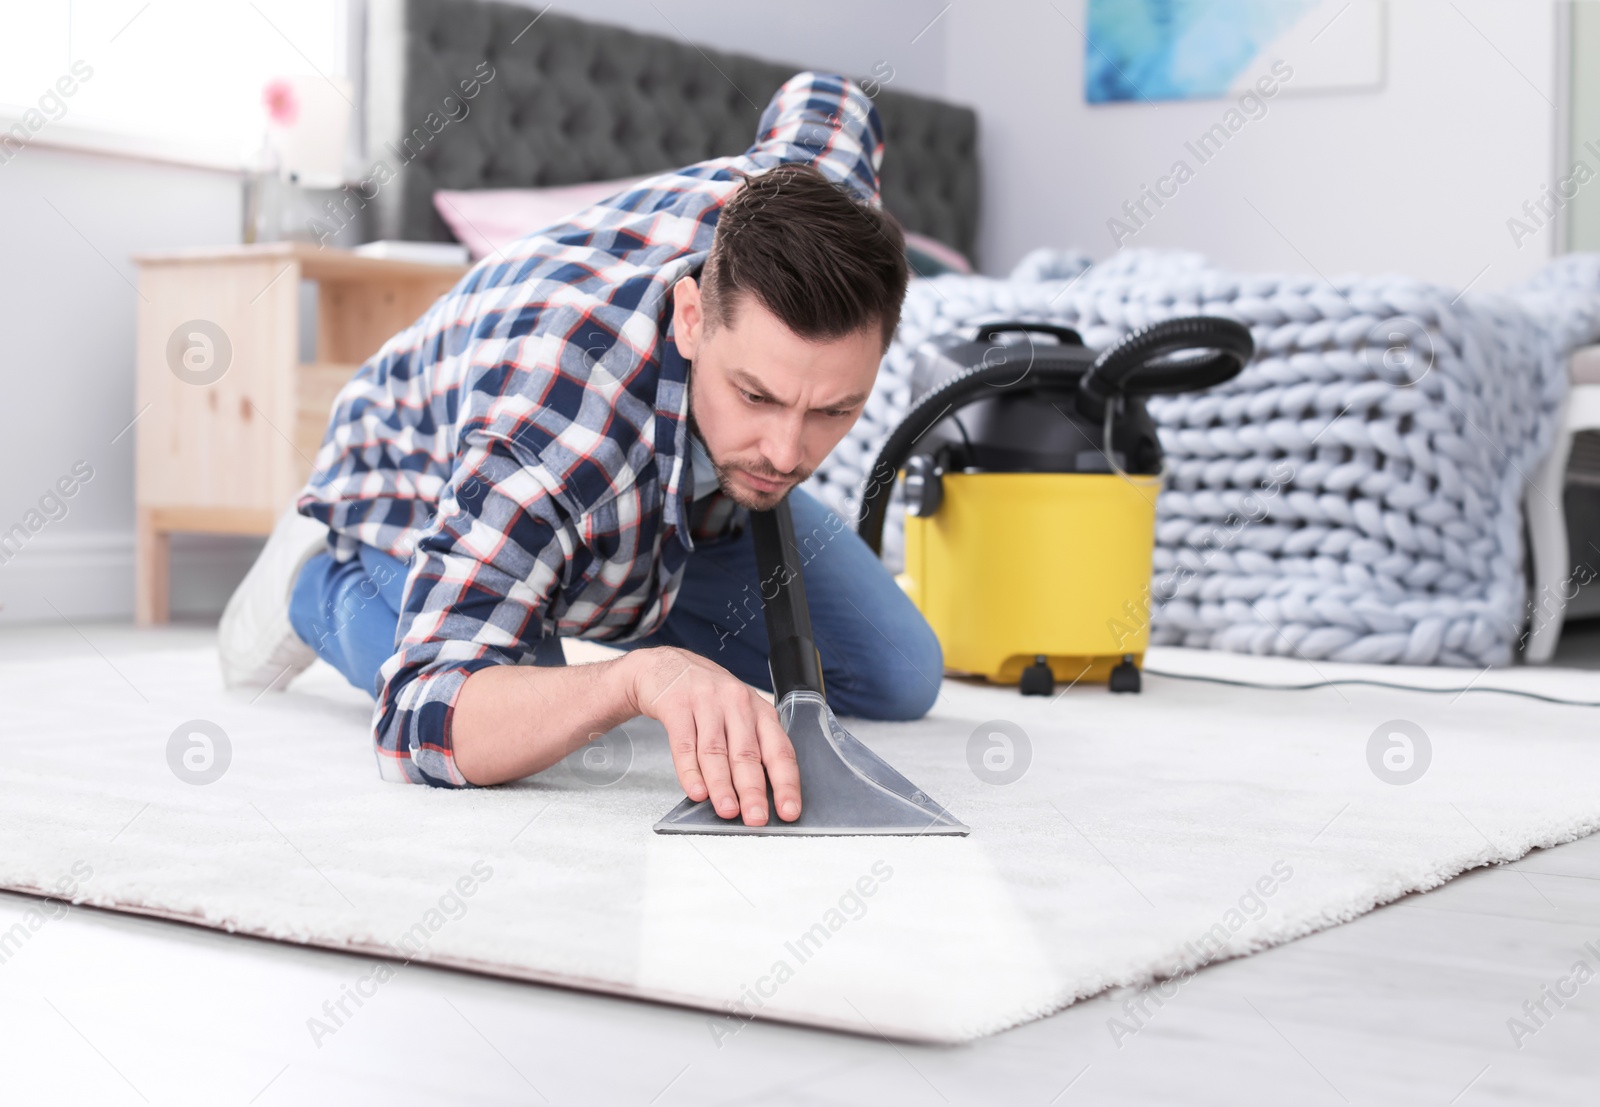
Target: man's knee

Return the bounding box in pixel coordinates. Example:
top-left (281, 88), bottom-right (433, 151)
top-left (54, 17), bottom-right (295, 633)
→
top-left (834, 616), bottom-right (943, 721)
top-left (288, 551), bottom-right (398, 693)
top-left (288, 552), bottom-right (337, 653)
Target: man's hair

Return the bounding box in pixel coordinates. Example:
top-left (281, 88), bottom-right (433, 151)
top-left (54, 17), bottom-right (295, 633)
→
top-left (701, 163), bottom-right (909, 352)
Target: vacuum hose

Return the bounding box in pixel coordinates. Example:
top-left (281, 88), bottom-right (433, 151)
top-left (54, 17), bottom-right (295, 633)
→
top-left (855, 360), bottom-right (1092, 556)
top-left (752, 500), bottom-right (827, 700)
top-left (855, 316), bottom-right (1255, 556)
top-left (1076, 316), bottom-right (1255, 419)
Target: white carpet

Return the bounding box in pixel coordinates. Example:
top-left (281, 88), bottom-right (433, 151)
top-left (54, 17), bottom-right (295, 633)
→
top-left (4, 643), bottom-right (1600, 1043)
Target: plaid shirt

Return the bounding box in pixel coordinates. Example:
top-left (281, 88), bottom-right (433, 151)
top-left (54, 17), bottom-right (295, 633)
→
top-left (297, 71), bottom-right (885, 787)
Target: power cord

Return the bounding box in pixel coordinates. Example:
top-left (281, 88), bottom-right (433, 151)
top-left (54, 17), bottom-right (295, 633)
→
top-left (1139, 667), bottom-right (1600, 708)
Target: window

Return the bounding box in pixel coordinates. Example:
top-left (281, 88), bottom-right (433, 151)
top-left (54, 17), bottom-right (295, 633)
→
top-left (0, 0), bottom-right (351, 170)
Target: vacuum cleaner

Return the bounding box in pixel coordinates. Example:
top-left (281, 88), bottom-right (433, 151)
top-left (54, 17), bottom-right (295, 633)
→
top-left (856, 317), bottom-right (1254, 696)
top-left (654, 498), bottom-right (969, 836)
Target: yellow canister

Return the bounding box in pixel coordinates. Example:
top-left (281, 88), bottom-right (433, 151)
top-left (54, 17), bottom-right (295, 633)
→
top-left (898, 471), bottom-right (1162, 686)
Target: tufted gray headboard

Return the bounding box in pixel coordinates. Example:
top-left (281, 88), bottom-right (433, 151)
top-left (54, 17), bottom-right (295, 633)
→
top-left (364, 0), bottom-right (980, 263)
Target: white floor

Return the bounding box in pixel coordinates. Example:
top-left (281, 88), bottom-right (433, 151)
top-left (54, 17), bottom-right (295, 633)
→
top-left (5, 621), bottom-right (1600, 1105)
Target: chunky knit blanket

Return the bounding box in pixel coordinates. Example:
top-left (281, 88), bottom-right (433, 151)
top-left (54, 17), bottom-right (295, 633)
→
top-left (801, 249), bottom-right (1600, 666)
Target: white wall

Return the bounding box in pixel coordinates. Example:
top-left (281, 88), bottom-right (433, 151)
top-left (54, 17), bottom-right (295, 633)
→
top-left (945, 0), bottom-right (1563, 290)
top-left (1570, 0), bottom-right (1600, 251)
top-left (0, 145), bottom-right (257, 624)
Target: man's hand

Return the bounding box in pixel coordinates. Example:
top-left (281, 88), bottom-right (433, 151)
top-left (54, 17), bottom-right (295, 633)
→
top-left (624, 646), bottom-right (801, 826)
top-left (450, 642), bottom-right (802, 825)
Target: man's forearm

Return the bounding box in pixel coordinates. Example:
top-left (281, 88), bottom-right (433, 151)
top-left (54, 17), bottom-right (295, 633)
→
top-left (451, 652), bottom-right (641, 785)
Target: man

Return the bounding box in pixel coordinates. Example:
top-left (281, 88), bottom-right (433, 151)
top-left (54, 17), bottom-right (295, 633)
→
top-left (218, 72), bottom-right (942, 827)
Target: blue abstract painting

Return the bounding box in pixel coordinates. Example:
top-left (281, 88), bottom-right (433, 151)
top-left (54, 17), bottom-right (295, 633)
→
top-left (1085, 0), bottom-right (1319, 103)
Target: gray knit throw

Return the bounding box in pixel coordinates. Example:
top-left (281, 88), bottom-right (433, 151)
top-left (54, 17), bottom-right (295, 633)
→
top-left (800, 248), bottom-right (1600, 667)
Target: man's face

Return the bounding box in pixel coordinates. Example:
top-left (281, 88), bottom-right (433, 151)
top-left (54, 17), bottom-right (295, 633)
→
top-left (671, 275), bottom-right (881, 511)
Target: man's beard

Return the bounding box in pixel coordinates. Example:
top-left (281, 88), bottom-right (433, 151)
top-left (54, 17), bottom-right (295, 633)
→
top-left (686, 403), bottom-right (810, 511)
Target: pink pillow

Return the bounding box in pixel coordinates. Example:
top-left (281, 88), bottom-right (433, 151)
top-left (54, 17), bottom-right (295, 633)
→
top-left (434, 179), bottom-right (975, 277)
top-left (433, 175), bottom-right (650, 260)
top-left (902, 230), bottom-right (973, 274)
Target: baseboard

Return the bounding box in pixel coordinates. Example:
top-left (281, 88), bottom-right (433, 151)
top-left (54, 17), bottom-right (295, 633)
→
top-left (0, 530), bottom-right (264, 624)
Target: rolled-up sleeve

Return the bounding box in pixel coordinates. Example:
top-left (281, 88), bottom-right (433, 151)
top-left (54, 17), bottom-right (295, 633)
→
top-left (747, 71), bottom-right (886, 205)
top-left (372, 433), bottom-right (584, 787)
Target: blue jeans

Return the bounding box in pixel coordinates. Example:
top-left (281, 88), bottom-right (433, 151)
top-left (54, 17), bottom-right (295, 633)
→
top-left (287, 488), bottom-right (943, 720)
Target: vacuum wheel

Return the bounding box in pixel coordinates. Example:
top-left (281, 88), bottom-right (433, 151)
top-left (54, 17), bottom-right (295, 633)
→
top-left (1019, 655), bottom-right (1054, 696)
top-left (1109, 655), bottom-right (1141, 694)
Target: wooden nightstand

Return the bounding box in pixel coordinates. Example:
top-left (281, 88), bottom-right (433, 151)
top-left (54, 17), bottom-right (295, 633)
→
top-left (131, 243), bottom-right (467, 624)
